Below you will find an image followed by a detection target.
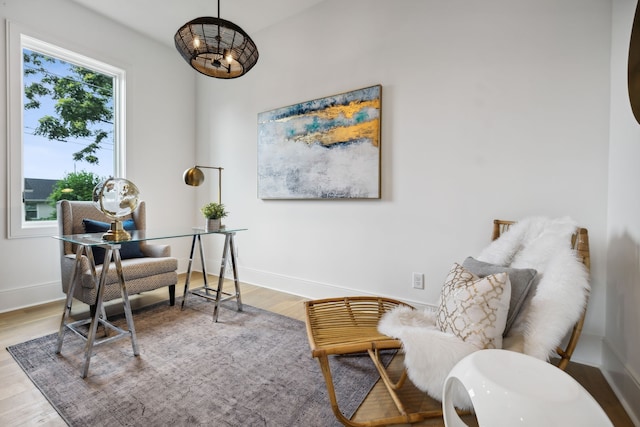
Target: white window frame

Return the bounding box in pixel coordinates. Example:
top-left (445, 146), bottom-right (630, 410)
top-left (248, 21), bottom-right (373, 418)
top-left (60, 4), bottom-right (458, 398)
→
top-left (6, 21), bottom-right (126, 238)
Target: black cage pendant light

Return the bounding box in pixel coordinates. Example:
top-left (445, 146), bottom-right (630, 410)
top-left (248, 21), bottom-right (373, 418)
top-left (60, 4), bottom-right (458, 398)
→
top-left (174, 0), bottom-right (259, 79)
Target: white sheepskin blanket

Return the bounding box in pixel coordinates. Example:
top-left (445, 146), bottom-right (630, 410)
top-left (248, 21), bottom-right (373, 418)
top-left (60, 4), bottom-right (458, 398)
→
top-left (477, 216), bottom-right (590, 359)
top-left (378, 216), bottom-right (590, 409)
top-left (378, 306), bottom-right (478, 409)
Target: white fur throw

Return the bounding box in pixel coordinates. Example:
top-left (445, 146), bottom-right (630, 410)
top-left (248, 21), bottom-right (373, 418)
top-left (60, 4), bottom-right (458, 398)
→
top-left (477, 216), bottom-right (590, 360)
top-left (378, 216), bottom-right (590, 409)
top-left (378, 306), bottom-right (477, 409)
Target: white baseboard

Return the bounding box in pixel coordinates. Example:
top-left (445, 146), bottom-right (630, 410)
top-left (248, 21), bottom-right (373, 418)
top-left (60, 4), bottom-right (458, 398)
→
top-left (602, 339), bottom-right (640, 426)
top-left (0, 280), bottom-right (64, 314)
top-left (570, 333), bottom-right (603, 367)
top-left (237, 266), bottom-right (435, 310)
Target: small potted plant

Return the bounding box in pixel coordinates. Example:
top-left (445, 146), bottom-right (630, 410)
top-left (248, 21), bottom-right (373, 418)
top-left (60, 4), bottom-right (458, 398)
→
top-left (201, 202), bottom-right (228, 231)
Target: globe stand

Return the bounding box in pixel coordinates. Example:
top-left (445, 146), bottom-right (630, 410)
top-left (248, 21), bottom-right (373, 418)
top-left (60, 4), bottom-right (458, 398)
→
top-left (102, 219), bottom-right (131, 242)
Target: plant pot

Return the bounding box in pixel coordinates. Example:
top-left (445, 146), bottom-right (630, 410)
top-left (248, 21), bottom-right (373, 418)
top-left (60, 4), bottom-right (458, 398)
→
top-left (205, 218), bottom-right (221, 231)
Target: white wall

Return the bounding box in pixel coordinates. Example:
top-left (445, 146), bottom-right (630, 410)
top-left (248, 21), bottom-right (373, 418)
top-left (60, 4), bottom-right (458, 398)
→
top-left (0, 0), bottom-right (197, 312)
top-left (606, 0), bottom-right (640, 423)
top-left (3, 3), bottom-right (636, 412)
top-left (197, 0), bottom-right (611, 366)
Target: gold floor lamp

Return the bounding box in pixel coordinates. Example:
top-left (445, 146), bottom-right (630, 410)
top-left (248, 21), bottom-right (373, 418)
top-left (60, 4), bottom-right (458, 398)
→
top-left (183, 165), bottom-right (224, 205)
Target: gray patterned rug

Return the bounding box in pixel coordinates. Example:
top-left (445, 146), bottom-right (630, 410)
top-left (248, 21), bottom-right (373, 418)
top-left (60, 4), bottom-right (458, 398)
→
top-left (7, 299), bottom-right (392, 426)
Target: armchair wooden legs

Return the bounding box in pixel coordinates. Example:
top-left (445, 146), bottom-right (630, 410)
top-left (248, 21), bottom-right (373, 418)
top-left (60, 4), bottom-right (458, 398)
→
top-left (169, 284), bottom-right (175, 306)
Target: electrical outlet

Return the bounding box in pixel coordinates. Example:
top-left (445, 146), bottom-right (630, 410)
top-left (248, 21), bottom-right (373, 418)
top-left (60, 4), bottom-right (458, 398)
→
top-left (412, 272), bottom-right (424, 289)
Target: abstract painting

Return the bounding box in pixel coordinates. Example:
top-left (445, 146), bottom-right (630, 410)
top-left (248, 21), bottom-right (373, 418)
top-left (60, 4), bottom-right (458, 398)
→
top-left (257, 85), bottom-right (381, 199)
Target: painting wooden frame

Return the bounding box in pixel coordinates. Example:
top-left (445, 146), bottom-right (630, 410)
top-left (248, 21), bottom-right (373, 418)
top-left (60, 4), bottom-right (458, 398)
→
top-left (257, 85), bottom-right (381, 199)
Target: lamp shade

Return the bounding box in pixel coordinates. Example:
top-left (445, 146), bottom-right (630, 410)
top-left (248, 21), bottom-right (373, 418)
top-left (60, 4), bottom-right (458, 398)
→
top-left (183, 167), bottom-right (205, 186)
top-left (183, 166), bottom-right (223, 204)
top-left (174, 16), bottom-right (259, 79)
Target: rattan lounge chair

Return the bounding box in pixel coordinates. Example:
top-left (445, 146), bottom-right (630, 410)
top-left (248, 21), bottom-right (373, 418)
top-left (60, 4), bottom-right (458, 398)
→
top-left (304, 219), bottom-right (590, 426)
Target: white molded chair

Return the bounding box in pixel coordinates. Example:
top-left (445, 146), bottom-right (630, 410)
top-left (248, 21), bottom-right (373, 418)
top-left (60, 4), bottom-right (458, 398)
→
top-left (443, 349), bottom-right (613, 427)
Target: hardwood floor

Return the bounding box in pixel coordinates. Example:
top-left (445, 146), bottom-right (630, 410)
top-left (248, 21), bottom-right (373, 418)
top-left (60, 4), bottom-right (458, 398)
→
top-left (0, 275), bottom-right (634, 426)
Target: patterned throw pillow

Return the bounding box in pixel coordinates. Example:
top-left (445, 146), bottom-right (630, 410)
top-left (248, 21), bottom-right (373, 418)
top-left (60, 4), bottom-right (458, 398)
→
top-left (436, 263), bottom-right (511, 349)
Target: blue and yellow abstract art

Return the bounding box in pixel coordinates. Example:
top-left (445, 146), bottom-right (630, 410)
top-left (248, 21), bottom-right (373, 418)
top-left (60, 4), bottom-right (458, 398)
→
top-left (258, 85), bottom-right (381, 199)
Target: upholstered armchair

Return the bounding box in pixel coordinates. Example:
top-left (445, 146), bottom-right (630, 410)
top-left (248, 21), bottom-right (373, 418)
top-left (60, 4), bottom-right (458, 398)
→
top-left (57, 200), bottom-right (178, 314)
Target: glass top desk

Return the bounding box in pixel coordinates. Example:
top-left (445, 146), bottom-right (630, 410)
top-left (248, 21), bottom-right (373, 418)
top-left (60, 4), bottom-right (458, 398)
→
top-left (53, 226), bottom-right (246, 378)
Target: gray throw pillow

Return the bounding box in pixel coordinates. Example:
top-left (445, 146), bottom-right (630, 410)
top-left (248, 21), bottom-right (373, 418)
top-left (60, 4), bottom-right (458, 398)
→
top-left (462, 256), bottom-right (537, 336)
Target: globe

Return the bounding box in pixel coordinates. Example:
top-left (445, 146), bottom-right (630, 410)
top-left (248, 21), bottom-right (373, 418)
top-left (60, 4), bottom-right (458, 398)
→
top-left (92, 177), bottom-right (140, 241)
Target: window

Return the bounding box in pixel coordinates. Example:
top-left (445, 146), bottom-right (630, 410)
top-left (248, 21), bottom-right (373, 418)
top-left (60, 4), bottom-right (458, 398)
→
top-left (7, 22), bottom-right (125, 238)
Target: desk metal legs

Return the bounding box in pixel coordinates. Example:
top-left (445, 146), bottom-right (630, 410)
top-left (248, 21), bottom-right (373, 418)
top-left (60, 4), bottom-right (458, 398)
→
top-left (213, 233), bottom-right (243, 321)
top-left (56, 244), bottom-right (139, 378)
top-left (182, 232), bottom-right (243, 322)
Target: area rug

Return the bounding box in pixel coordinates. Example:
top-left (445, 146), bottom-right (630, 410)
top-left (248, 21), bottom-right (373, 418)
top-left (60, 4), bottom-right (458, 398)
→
top-left (7, 299), bottom-right (393, 426)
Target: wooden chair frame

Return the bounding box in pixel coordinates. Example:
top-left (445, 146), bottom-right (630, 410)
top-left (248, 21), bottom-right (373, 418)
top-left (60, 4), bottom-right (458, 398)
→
top-left (304, 219), bottom-right (591, 426)
top-left (305, 296), bottom-right (431, 426)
